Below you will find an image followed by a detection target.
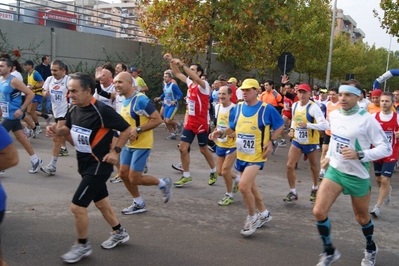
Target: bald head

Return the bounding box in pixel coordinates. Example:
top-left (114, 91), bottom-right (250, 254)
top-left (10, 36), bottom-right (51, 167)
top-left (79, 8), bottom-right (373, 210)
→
top-left (114, 71), bottom-right (134, 97)
top-left (100, 68), bottom-right (113, 86)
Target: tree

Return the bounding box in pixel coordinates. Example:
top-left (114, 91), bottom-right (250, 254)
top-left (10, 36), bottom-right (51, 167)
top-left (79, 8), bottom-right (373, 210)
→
top-left (373, 0), bottom-right (399, 38)
top-left (139, 0), bottom-right (332, 74)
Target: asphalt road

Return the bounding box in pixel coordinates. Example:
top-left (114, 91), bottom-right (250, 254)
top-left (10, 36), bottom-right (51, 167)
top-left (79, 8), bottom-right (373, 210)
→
top-left (1, 118), bottom-right (398, 266)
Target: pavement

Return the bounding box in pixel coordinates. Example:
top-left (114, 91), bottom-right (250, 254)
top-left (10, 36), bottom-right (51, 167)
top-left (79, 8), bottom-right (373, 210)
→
top-left (1, 117), bottom-right (399, 266)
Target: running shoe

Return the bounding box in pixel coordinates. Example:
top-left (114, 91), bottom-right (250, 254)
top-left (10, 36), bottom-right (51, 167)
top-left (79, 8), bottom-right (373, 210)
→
top-left (122, 202), bottom-right (146, 215)
top-left (32, 128), bottom-right (38, 139)
top-left (24, 128), bottom-right (33, 140)
top-left (258, 212), bottom-right (273, 228)
top-left (0, 170), bottom-right (4, 175)
top-left (175, 122), bottom-right (183, 135)
top-left (361, 245), bottom-right (378, 266)
top-left (59, 148), bottom-right (69, 157)
top-left (310, 189), bottom-right (318, 202)
top-left (174, 176), bottom-right (193, 187)
top-left (208, 172), bottom-right (217, 185)
top-left (278, 139), bottom-right (287, 146)
top-left (110, 173), bottom-right (122, 183)
top-left (101, 228), bottom-right (130, 249)
top-left (160, 177), bottom-right (172, 203)
top-left (29, 159), bottom-right (43, 174)
top-left (316, 249), bottom-right (341, 266)
top-left (207, 144), bottom-right (215, 153)
top-left (218, 194), bottom-right (234, 206)
top-left (165, 133), bottom-right (176, 140)
top-left (143, 163), bottom-right (149, 174)
top-left (240, 216), bottom-right (260, 237)
top-left (61, 242), bottom-right (92, 264)
top-left (40, 164), bottom-right (56, 176)
top-left (370, 205), bottom-right (380, 218)
top-left (171, 162), bottom-right (183, 172)
top-left (283, 191), bottom-right (298, 203)
top-left (233, 179), bottom-right (239, 193)
top-left (46, 114), bottom-right (53, 126)
top-left (319, 171), bottom-right (325, 180)
top-left (271, 144), bottom-right (278, 155)
top-left (36, 125), bottom-right (42, 134)
top-left (384, 186), bottom-right (392, 205)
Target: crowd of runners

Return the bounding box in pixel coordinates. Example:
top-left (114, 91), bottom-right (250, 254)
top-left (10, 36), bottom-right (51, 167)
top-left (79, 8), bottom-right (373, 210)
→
top-left (0, 52), bottom-right (398, 266)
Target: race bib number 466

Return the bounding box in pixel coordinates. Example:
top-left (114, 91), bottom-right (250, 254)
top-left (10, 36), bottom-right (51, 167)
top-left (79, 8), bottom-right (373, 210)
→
top-left (71, 125), bottom-right (92, 153)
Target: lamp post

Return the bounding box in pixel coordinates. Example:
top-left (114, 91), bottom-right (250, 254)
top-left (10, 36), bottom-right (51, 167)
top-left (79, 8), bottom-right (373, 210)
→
top-left (384, 35), bottom-right (393, 91)
top-left (325, 0), bottom-right (337, 89)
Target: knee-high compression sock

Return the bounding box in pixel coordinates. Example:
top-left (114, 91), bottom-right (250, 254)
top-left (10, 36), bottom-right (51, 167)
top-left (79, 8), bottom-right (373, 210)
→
top-left (316, 217), bottom-right (335, 255)
top-left (361, 220), bottom-right (376, 251)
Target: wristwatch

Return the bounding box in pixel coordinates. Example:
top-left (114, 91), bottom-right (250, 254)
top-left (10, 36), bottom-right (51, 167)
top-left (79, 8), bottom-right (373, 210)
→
top-left (271, 140), bottom-right (278, 147)
top-left (113, 147), bottom-right (122, 153)
top-left (357, 151), bottom-right (365, 160)
top-left (136, 126), bottom-right (142, 134)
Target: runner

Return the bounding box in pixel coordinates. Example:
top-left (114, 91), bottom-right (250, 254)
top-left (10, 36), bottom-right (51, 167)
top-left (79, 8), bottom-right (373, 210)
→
top-left (283, 84), bottom-right (328, 203)
top-left (210, 78), bottom-right (284, 236)
top-left (47, 72), bottom-right (132, 264)
top-left (163, 53), bottom-right (217, 187)
top-left (113, 72), bottom-right (171, 215)
top-left (0, 57), bottom-right (44, 174)
top-left (313, 80), bottom-right (391, 266)
top-left (370, 92), bottom-right (399, 218)
top-left (208, 86), bottom-right (240, 205)
top-left (40, 60), bottom-right (72, 175)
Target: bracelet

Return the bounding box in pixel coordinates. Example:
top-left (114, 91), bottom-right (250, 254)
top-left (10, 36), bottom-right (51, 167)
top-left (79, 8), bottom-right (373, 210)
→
top-left (20, 108), bottom-right (26, 112)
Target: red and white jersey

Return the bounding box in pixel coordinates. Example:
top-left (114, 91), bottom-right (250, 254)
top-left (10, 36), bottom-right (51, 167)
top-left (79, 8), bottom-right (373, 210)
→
top-left (185, 77), bottom-right (210, 134)
top-left (374, 111), bottom-right (399, 162)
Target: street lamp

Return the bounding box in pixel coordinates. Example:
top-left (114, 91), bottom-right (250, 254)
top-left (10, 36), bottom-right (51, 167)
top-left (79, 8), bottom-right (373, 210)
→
top-left (325, 0), bottom-right (337, 89)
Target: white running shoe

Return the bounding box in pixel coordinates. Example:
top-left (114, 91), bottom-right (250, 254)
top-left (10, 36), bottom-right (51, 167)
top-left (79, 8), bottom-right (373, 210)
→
top-left (240, 216), bottom-right (260, 236)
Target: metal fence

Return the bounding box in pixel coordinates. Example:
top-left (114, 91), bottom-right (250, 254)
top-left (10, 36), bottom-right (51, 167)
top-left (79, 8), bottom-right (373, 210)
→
top-left (0, 0), bottom-right (153, 42)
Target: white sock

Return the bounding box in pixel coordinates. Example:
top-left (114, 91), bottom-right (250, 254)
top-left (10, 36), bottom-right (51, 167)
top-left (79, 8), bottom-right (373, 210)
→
top-left (183, 172), bottom-right (191, 178)
top-left (210, 167), bottom-right (217, 173)
top-left (50, 156), bottom-right (58, 167)
top-left (312, 185), bottom-right (319, 190)
top-left (30, 154), bottom-right (38, 164)
top-left (158, 178), bottom-right (166, 188)
top-left (290, 188), bottom-right (297, 195)
top-left (235, 174), bottom-right (241, 183)
top-left (226, 192), bottom-right (233, 198)
top-left (320, 169), bottom-right (326, 174)
top-left (61, 146), bottom-right (66, 150)
top-left (261, 210), bottom-right (270, 218)
top-left (133, 197), bottom-right (143, 205)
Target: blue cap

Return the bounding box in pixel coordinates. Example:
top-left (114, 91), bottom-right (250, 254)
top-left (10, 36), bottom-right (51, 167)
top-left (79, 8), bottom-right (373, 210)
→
top-left (129, 66), bottom-right (138, 72)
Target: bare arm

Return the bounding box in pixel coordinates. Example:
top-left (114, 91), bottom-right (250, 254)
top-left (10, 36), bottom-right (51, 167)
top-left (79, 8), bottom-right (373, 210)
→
top-left (10, 78), bottom-right (34, 118)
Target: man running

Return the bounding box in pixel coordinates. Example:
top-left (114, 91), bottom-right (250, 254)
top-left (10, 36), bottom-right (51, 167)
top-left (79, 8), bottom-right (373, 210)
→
top-left (210, 79), bottom-right (284, 236)
top-left (114, 72), bottom-right (172, 215)
top-left (47, 73), bottom-right (132, 264)
top-left (313, 81), bottom-right (391, 266)
top-left (284, 84), bottom-right (328, 203)
top-left (41, 60), bottom-right (71, 175)
top-left (370, 92), bottom-right (399, 218)
top-left (164, 53), bottom-right (217, 187)
top-left (0, 58), bottom-right (43, 173)
top-left (209, 86), bottom-right (240, 205)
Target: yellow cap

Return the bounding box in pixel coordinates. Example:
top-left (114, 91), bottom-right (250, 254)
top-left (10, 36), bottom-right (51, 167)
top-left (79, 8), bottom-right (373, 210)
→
top-left (239, 78), bottom-right (260, 90)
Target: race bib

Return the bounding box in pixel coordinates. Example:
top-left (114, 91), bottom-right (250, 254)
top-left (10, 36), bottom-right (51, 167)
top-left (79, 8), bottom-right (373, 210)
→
top-left (71, 125), bottom-right (92, 153)
top-left (385, 131), bottom-right (393, 144)
top-left (236, 134), bottom-right (255, 154)
top-left (0, 101), bottom-right (9, 118)
top-left (52, 90), bottom-right (63, 104)
top-left (295, 128), bottom-right (308, 142)
top-left (188, 99), bottom-right (195, 116)
top-left (284, 102), bottom-right (291, 111)
top-left (332, 134), bottom-right (350, 161)
top-left (164, 99), bottom-right (172, 106)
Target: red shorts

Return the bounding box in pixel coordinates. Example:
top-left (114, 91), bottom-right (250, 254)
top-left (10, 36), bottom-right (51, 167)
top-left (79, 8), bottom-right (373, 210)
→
top-left (283, 110), bottom-right (292, 120)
